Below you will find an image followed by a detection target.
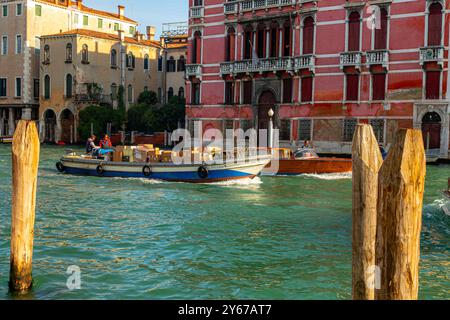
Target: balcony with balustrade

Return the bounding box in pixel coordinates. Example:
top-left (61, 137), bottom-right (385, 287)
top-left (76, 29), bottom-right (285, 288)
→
top-left (366, 50), bottom-right (389, 69)
top-left (420, 46), bottom-right (444, 68)
top-left (186, 64), bottom-right (202, 78)
top-left (340, 52), bottom-right (362, 70)
top-left (190, 6), bottom-right (204, 19)
top-left (224, 0), bottom-right (296, 15)
top-left (293, 54), bottom-right (315, 72)
top-left (220, 57), bottom-right (294, 75)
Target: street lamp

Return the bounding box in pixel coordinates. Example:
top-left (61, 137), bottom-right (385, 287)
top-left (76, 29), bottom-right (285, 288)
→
top-left (268, 108), bottom-right (274, 149)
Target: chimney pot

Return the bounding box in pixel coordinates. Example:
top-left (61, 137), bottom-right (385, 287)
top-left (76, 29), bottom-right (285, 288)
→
top-left (146, 26), bottom-right (156, 41)
top-left (118, 5), bottom-right (125, 19)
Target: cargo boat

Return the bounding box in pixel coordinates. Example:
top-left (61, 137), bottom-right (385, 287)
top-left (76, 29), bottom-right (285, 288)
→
top-left (56, 146), bottom-right (271, 183)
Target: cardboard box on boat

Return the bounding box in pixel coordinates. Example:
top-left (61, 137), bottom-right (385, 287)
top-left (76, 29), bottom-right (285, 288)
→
top-left (122, 146), bottom-right (134, 162)
top-left (161, 151), bottom-right (172, 162)
top-left (113, 151), bottom-right (123, 162)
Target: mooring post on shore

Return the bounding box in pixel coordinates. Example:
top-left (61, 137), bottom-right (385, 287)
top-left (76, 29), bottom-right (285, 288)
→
top-left (351, 124), bottom-right (383, 300)
top-left (375, 129), bottom-right (426, 300)
top-left (9, 120), bottom-right (40, 293)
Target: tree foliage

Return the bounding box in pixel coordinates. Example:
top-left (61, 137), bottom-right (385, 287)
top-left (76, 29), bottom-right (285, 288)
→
top-left (137, 90), bottom-right (158, 105)
top-left (78, 105), bottom-right (125, 140)
top-left (127, 94), bottom-right (185, 133)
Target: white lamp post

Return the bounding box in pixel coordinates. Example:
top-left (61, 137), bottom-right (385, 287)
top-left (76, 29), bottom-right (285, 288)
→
top-left (268, 108), bottom-right (274, 149)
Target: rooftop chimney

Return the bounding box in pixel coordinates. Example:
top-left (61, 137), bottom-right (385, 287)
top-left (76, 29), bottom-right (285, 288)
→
top-left (118, 5), bottom-right (125, 19)
top-left (146, 26), bottom-right (156, 41)
top-left (77, 0), bottom-right (83, 10)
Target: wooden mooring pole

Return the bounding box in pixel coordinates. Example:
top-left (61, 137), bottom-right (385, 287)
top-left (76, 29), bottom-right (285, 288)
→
top-left (375, 129), bottom-right (426, 300)
top-left (352, 124), bottom-right (383, 300)
top-left (9, 120), bottom-right (40, 293)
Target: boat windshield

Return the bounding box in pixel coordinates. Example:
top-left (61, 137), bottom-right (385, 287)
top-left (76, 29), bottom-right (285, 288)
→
top-left (293, 147), bottom-right (319, 159)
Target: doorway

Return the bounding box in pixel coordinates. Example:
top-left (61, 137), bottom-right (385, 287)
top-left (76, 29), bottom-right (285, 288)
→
top-left (421, 112), bottom-right (441, 150)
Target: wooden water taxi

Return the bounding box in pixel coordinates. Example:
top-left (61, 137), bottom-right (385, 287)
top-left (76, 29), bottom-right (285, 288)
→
top-left (443, 178), bottom-right (450, 216)
top-left (262, 147), bottom-right (352, 175)
top-left (56, 145), bottom-right (271, 183)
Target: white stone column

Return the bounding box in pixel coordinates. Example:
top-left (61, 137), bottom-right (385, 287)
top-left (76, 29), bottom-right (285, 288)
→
top-left (8, 108), bottom-right (15, 135)
top-left (279, 27), bottom-right (283, 58)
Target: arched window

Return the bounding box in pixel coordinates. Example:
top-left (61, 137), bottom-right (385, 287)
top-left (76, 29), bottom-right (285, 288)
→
top-left (168, 87), bottom-right (174, 100)
top-left (167, 56), bottom-right (176, 72)
top-left (144, 54), bottom-right (149, 71)
top-left (178, 87), bottom-right (184, 99)
top-left (303, 16), bottom-right (315, 54)
top-left (225, 27), bottom-right (235, 62)
top-left (66, 43), bottom-right (72, 62)
top-left (128, 84), bottom-right (133, 103)
top-left (244, 25), bottom-right (253, 60)
top-left (374, 8), bottom-right (388, 50)
top-left (283, 21), bottom-right (291, 57)
top-left (81, 44), bottom-right (89, 63)
top-left (111, 83), bottom-right (117, 100)
top-left (177, 55), bottom-right (186, 72)
top-left (269, 22), bottom-right (278, 58)
top-left (192, 31), bottom-right (202, 64)
top-left (158, 56), bottom-right (163, 71)
top-left (44, 75), bottom-right (50, 99)
top-left (44, 44), bottom-right (50, 62)
top-left (428, 2), bottom-right (443, 46)
top-left (110, 49), bottom-right (117, 67)
top-left (65, 74), bottom-right (72, 98)
top-left (127, 52), bottom-right (135, 69)
top-left (348, 11), bottom-right (361, 52)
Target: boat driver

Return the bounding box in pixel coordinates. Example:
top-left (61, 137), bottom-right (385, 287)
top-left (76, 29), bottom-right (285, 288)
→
top-left (86, 135), bottom-right (100, 154)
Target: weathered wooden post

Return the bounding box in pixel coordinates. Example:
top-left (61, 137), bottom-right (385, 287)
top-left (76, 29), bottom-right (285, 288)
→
top-left (375, 129), bottom-right (426, 300)
top-left (352, 124), bottom-right (383, 300)
top-left (9, 120), bottom-right (40, 292)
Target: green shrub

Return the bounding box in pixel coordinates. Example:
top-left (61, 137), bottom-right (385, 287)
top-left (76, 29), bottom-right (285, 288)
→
top-left (78, 105), bottom-right (125, 140)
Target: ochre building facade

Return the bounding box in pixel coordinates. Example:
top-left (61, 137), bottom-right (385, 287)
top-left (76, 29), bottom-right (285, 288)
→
top-left (39, 28), bottom-right (162, 143)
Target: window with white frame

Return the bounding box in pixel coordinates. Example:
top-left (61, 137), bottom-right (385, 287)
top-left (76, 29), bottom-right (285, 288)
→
top-left (0, 78), bottom-right (6, 97)
top-left (15, 77), bottom-right (21, 97)
top-left (1, 36), bottom-right (7, 55)
top-left (16, 35), bottom-right (22, 54)
top-left (16, 3), bottom-right (22, 16)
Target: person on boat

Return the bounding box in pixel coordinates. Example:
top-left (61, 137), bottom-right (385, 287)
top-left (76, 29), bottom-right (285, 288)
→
top-left (100, 135), bottom-right (112, 149)
top-left (86, 135), bottom-right (100, 154)
top-left (302, 140), bottom-right (311, 149)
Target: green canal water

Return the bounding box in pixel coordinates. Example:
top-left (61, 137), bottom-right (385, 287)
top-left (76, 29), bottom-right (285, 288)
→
top-left (0, 145), bottom-right (449, 300)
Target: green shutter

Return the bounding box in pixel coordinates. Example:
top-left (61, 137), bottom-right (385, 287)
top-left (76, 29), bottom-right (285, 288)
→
top-left (35, 5), bottom-right (41, 17)
top-left (83, 15), bottom-right (88, 26)
top-left (98, 18), bottom-right (103, 29)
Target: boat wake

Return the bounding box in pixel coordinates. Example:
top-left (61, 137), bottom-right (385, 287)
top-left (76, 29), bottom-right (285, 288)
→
top-left (425, 198), bottom-right (450, 217)
top-left (301, 172), bottom-right (352, 180)
top-left (205, 177), bottom-right (263, 188)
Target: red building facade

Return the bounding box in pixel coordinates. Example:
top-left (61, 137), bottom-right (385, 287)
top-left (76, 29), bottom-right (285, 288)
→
top-left (186, 0), bottom-right (450, 157)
